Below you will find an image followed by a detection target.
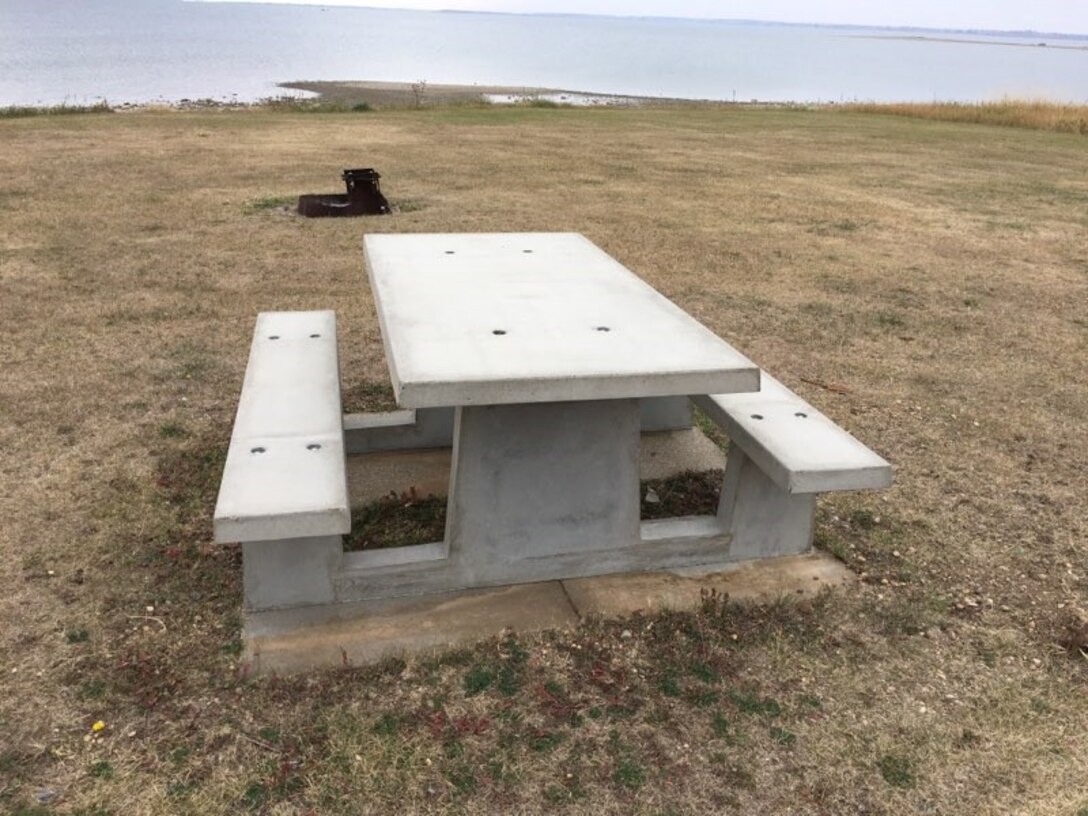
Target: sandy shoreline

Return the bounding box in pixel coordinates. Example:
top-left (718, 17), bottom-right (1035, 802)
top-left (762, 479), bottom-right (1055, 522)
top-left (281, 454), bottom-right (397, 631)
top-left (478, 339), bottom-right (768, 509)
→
top-left (278, 79), bottom-right (722, 108)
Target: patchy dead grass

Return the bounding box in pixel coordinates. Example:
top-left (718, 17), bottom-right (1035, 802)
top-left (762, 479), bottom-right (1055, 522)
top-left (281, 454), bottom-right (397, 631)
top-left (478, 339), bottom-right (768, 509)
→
top-left (841, 97), bottom-right (1088, 135)
top-left (1, 104), bottom-right (1086, 814)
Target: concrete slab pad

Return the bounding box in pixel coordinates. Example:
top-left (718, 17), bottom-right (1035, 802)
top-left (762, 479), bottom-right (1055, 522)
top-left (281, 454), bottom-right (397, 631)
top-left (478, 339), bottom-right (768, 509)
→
top-left (640, 428), bottom-right (726, 480)
top-left (561, 551), bottom-right (852, 618)
top-left (245, 581), bottom-right (578, 675)
top-left (345, 428), bottom-right (728, 507)
top-left (364, 233), bottom-right (759, 407)
top-left (242, 551), bottom-right (851, 674)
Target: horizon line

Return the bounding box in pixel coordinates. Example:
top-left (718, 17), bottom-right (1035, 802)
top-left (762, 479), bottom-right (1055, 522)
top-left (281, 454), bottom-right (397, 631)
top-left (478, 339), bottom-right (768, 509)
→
top-left (183, 0), bottom-right (1088, 39)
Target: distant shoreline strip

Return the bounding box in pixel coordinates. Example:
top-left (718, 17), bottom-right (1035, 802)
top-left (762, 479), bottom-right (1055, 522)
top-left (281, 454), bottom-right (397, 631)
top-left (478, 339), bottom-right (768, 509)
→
top-left (849, 34), bottom-right (1088, 51)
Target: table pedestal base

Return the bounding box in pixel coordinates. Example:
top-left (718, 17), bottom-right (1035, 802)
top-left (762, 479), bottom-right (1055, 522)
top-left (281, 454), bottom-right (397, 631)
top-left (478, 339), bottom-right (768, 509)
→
top-left (447, 400), bottom-right (642, 572)
top-left (333, 400), bottom-right (737, 604)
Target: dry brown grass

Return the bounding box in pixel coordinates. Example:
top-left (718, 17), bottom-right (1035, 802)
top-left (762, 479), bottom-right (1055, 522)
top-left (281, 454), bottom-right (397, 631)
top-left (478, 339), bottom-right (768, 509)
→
top-left (1, 104), bottom-right (1087, 815)
top-left (841, 97), bottom-right (1088, 135)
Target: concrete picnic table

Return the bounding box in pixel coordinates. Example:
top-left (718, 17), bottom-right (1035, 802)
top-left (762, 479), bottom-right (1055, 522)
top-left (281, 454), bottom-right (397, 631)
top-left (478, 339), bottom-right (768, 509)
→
top-left (215, 231), bottom-right (890, 669)
top-left (355, 232), bottom-right (762, 595)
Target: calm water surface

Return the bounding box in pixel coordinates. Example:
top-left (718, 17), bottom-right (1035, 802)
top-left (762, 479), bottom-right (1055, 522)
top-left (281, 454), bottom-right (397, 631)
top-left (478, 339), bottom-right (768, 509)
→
top-left (2, 0), bottom-right (1086, 106)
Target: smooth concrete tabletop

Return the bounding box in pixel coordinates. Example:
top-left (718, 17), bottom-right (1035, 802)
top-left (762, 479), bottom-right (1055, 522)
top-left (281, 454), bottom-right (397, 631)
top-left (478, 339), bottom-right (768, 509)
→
top-left (364, 232), bottom-right (760, 408)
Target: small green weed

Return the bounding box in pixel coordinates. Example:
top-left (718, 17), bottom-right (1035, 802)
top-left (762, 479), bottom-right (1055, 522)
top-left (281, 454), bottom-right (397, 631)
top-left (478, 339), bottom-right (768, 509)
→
top-left (66, 628), bottom-right (89, 644)
top-left (694, 407), bottom-right (730, 451)
top-left (528, 730), bottom-right (564, 752)
top-left (78, 680), bottom-right (106, 699)
top-left (496, 664), bottom-right (521, 697)
top-left (372, 712), bottom-right (400, 736)
top-left (158, 422), bottom-right (188, 439)
top-left (257, 727), bottom-right (279, 744)
top-left (242, 781), bottom-right (268, 809)
top-left (689, 662), bottom-right (717, 683)
top-left (728, 691), bottom-right (782, 717)
top-left (88, 760), bottom-right (114, 779)
top-left (658, 672), bottom-right (682, 697)
top-left (711, 712), bottom-right (732, 737)
top-left (878, 754), bottom-right (916, 788)
top-left (613, 758), bottom-right (645, 789)
top-left (463, 665), bottom-right (494, 696)
top-left (770, 726), bottom-right (796, 746)
top-left (447, 764), bottom-right (477, 796)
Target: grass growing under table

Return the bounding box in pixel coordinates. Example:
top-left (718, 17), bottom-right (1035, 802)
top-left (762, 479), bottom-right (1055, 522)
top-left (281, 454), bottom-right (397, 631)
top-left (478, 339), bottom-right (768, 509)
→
top-left (345, 470), bottom-right (724, 551)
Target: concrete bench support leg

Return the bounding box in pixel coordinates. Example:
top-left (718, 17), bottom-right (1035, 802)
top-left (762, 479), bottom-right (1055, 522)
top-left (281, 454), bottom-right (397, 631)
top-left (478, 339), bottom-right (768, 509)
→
top-left (639, 396), bottom-right (692, 432)
top-left (717, 451), bottom-right (816, 560)
top-left (446, 400), bottom-right (642, 575)
top-left (243, 536), bottom-right (343, 611)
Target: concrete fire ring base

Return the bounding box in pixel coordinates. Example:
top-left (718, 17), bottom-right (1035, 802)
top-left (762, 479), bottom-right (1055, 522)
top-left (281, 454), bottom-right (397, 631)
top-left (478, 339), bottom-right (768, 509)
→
top-left (243, 551), bottom-right (853, 675)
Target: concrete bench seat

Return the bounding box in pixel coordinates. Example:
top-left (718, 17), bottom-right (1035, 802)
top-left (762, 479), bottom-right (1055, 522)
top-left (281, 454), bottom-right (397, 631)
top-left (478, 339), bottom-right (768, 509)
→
top-left (214, 310), bottom-right (350, 610)
top-left (692, 374), bottom-right (891, 560)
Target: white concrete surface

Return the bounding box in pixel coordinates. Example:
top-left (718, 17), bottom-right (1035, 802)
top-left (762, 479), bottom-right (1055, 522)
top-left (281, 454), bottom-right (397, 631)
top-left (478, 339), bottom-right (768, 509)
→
top-left (717, 450), bottom-right (817, 560)
top-left (214, 311), bottom-right (350, 543)
top-left (245, 552), bottom-right (853, 674)
top-left (364, 233), bottom-right (760, 408)
top-left (445, 399), bottom-right (642, 567)
top-left (693, 373), bottom-right (892, 494)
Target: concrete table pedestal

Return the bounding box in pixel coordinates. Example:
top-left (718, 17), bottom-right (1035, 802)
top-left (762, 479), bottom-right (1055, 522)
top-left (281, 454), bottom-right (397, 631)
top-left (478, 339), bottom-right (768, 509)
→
top-left (447, 399), bottom-right (642, 571)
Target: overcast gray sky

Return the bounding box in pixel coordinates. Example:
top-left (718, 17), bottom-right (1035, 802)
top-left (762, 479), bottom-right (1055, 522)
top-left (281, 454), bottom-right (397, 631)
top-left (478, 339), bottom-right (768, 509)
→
top-left (215, 0), bottom-right (1088, 34)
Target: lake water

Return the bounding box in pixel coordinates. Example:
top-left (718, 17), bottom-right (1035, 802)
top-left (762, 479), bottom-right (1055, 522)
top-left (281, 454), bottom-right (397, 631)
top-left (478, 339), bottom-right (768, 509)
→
top-left (2, 0), bottom-right (1087, 107)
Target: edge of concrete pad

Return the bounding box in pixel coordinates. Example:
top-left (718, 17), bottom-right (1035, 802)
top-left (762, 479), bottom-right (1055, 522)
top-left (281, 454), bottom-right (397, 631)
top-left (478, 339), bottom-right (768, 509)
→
top-left (560, 550), bottom-right (853, 619)
top-left (244, 581), bottom-right (578, 675)
top-left (242, 551), bottom-right (852, 675)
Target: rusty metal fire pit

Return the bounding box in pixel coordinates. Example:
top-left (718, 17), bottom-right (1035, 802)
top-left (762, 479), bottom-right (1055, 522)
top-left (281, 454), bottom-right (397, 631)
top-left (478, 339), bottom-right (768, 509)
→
top-left (298, 168), bottom-right (390, 217)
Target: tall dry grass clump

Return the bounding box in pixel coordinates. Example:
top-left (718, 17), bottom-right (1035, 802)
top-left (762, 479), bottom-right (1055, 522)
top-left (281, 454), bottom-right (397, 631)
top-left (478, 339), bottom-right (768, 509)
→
top-left (840, 98), bottom-right (1088, 135)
